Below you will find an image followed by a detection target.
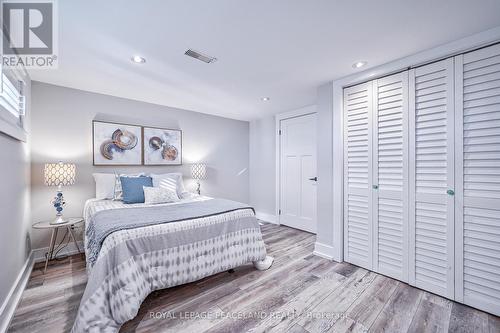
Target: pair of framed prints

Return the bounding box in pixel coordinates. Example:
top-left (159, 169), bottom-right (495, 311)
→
top-left (92, 120), bottom-right (182, 166)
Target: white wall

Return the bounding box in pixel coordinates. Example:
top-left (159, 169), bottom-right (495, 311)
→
top-left (313, 83), bottom-right (335, 258)
top-left (30, 82), bottom-right (250, 249)
top-left (249, 116), bottom-right (276, 216)
top-left (0, 81), bottom-right (31, 313)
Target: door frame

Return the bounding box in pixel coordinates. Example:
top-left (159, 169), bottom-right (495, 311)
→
top-left (330, 28), bottom-right (500, 263)
top-left (275, 105), bottom-right (317, 226)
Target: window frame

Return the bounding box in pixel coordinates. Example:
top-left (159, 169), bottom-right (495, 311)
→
top-left (0, 65), bottom-right (27, 142)
top-left (0, 21), bottom-right (28, 142)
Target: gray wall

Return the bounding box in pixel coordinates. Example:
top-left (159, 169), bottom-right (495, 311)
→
top-left (30, 82), bottom-right (249, 249)
top-left (0, 81), bottom-right (31, 308)
top-left (249, 116), bottom-right (276, 215)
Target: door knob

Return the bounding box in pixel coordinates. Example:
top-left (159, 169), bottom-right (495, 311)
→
top-left (372, 185), bottom-right (379, 190)
top-left (309, 177), bottom-right (318, 181)
top-left (447, 189), bottom-right (455, 196)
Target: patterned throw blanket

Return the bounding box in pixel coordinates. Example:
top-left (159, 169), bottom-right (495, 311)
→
top-left (73, 198), bottom-right (268, 333)
top-left (85, 198), bottom-right (254, 268)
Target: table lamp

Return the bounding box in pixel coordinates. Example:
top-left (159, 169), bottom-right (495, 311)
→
top-left (191, 163), bottom-right (207, 195)
top-left (44, 161), bottom-right (76, 224)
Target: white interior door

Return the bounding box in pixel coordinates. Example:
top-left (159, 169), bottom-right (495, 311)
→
top-left (279, 113), bottom-right (317, 233)
top-left (455, 43), bottom-right (500, 316)
top-left (409, 58), bottom-right (455, 299)
top-left (343, 74), bottom-right (409, 279)
top-left (343, 81), bottom-right (374, 270)
top-left (373, 72), bottom-right (409, 282)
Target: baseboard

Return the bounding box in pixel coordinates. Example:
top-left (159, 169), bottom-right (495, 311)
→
top-left (255, 211), bottom-right (278, 224)
top-left (0, 252), bottom-right (34, 333)
top-left (33, 240), bottom-right (84, 263)
top-left (313, 242), bottom-right (336, 261)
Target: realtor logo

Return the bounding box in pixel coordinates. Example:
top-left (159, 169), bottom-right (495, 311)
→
top-left (2, 0), bottom-right (58, 68)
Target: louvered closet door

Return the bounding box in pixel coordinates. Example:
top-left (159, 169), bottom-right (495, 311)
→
top-left (344, 81), bottom-right (373, 270)
top-left (409, 58), bottom-right (455, 299)
top-left (372, 72), bottom-right (409, 282)
top-left (455, 43), bottom-right (500, 316)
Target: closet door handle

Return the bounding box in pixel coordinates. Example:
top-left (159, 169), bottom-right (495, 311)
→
top-left (447, 189), bottom-right (455, 196)
top-left (372, 185), bottom-right (379, 190)
top-left (309, 177), bottom-right (318, 182)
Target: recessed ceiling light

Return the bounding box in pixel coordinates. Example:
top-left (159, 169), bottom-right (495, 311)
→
top-left (352, 61), bottom-right (367, 69)
top-left (261, 97), bottom-right (270, 101)
top-left (131, 55), bottom-right (146, 64)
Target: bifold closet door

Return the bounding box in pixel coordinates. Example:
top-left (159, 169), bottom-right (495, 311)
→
top-left (455, 43), bottom-right (500, 316)
top-left (409, 58), bottom-right (455, 299)
top-left (344, 81), bottom-right (373, 270)
top-left (372, 72), bottom-right (409, 282)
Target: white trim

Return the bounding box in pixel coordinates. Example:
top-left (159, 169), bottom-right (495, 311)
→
top-left (0, 56), bottom-right (29, 142)
top-left (0, 110), bottom-right (27, 142)
top-left (275, 114), bottom-right (280, 222)
top-left (408, 68), bottom-right (416, 286)
top-left (454, 53), bottom-right (465, 303)
top-left (255, 211), bottom-right (278, 224)
top-left (331, 26), bottom-right (500, 264)
top-left (32, 240), bottom-right (84, 263)
top-left (275, 105), bottom-right (317, 122)
top-left (0, 252), bottom-right (34, 333)
top-left (445, 58), bottom-right (456, 299)
top-left (313, 242), bottom-right (335, 260)
top-left (275, 105), bottom-right (317, 226)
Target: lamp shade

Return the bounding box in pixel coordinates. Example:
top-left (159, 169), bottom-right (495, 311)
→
top-left (44, 162), bottom-right (76, 186)
top-left (191, 163), bottom-right (207, 180)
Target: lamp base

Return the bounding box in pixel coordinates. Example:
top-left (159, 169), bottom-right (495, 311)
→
top-left (50, 215), bottom-right (68, 225)
top-left (50, 188), bottom-right (67, 224)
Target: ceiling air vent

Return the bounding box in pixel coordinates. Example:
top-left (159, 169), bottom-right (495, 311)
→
top-left (184, 49), bottom-right (217, 64)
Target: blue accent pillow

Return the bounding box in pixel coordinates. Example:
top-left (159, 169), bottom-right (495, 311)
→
top-left (120, 176), bottom-right (153, 204)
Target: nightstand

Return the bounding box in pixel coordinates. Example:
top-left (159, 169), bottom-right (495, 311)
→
top-left (32, 217), bottom-right (84, 273)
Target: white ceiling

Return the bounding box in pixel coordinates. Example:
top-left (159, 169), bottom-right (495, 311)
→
top-left (30, 0), bottom-right (500, 121)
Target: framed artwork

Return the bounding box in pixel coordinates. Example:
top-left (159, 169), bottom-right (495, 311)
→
top-left (92, 120), bottom-right (143, 165)
top-left (143, 126), bottom-right (182, 165)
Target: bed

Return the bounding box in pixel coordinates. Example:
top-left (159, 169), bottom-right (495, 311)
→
top-left (71, 195), bottom-right (272, 333)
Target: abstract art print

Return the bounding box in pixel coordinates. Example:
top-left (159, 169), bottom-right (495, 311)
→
top-left (143, 127), bottom-right (182, 165)
top-left (93, 121), bottom-right (142, 165)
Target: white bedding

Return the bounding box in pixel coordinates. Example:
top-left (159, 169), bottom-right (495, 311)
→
top-left (82, 194), bottom-right (212, 259)
top-left (73, 195), bottom-right (271, 332)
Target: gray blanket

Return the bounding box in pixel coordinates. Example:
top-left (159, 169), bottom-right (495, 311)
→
top-left (73, 198), bottom-right (268, 332)
top-left (85, 198), bottom-right (253, 267)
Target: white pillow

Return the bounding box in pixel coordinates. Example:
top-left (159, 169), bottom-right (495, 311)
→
top-left (93, 173), bottom-right (116, 199)
top-left (151, 173), bottom-right (187, 198)
top-left (143, 186), bottom-right (180, 205)
top-left (113, 173), bottom-right (145, 200)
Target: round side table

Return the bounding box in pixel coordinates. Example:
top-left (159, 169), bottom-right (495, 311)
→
top-left (32, 217), bottom-right (84, 273)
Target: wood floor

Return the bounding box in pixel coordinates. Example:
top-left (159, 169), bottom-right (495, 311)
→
top-left (9, 223), bottom-right (500, 333)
